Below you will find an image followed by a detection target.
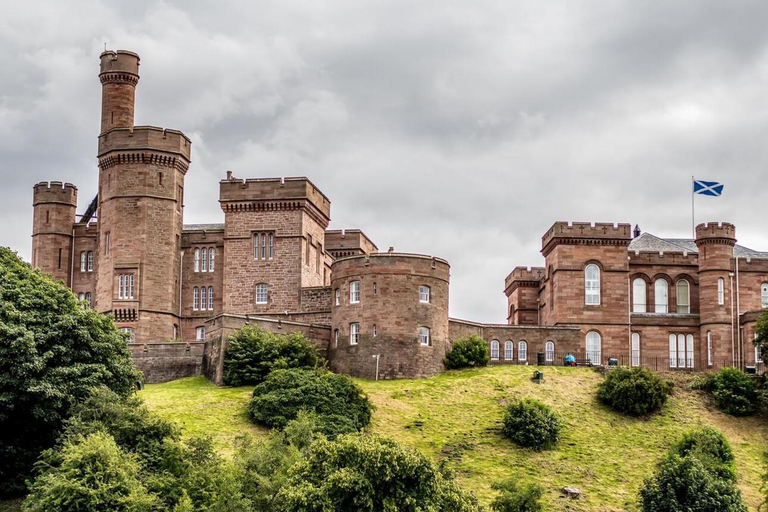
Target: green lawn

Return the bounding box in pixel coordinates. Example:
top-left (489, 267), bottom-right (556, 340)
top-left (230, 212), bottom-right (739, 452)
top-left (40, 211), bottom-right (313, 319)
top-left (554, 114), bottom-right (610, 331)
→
top-left (140, 367), bottom-right (768, 511)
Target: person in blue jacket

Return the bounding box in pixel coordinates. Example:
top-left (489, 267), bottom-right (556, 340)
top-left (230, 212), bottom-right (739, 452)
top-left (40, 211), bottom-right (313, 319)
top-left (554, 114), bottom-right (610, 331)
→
top-left (564, 353), bottom-right (576, 367)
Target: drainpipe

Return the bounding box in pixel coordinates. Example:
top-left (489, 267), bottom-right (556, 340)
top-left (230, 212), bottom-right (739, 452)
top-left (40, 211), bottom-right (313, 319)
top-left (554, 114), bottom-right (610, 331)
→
top-left (178, 250), bottom-right (184, 341)
top-left (730, 272), bottom-right (735, 367)
top-left (735, 257), bottom-right (741, 367)
top-left (70, 227), bottom-right (75, 288)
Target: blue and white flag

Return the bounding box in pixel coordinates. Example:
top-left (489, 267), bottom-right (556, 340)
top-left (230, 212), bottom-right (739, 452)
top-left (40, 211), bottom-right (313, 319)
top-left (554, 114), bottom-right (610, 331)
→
top-left (693, 179), bottom-right (724, 197)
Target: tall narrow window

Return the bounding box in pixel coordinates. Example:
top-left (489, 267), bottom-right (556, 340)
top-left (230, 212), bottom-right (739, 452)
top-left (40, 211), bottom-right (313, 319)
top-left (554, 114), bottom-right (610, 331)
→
top-left (756, 338), bottom-right (763, 364)
top-left (196, 327), bottom-right (205, 341)
top-left (631, 332), bottom-right (640, 367)
top-left (118, 274), bottom-right (135, 299)
top-left (718, 278), bottom-right (725, 306)
top-left (306, 235), bottom-right (312, 265)
top-left (350, 281), bottom-right (360, 304)
top-left (85, 292), bottom-right (91, 308)
top-left (654, 279), bottom-right (668, 313)
top-left (316, 243), bottom-right (322, 272)
top-left (208, 287), bottom-right (214, 310)
top-left (80, 252), bottom-right (86, 272)
top-left (504, 340), bottom-right (513, 360)
top-left (334, 329), bottom-right (339, 348)
top-left (585, 264), bottom-right (600, 305)
top-left (87, 251), bottom-right (93, 271)
top-left (201, 248), bottom-right (208, 272)
top-left (193, 287), bottom-right (199, 310)
top-left (490, 340), bottom-right (499, 360)
top-left (518, 341), bottom-right (528, 362)
top-left (676, 280), bottom-right (690, 314)
top-left (268, 233), bottom-right (274, 259)
top-left (669, 334), bottom-right (677, 368)
top-left (57, 248), bottom-right (62, 269)
top-left (105, 232), bottom-right (110, 255)
top-left (349, 323), bottom-right (360, 345)
top-left (208, 247), bottom-right (215, 272)
top-left (686, 334), bottom-right (694, 368)
top-left (707, 331), bottom-right (713, 367)
top-left (194, 248), bottom-right (200, 272)
top-left (586, 331), bottom-right (601, 365)
top-left (677, 334), bottom-right (686, 368)
top-left (419, 285), bottom-right (431, 303)
top-left (335, 288), bottom-right (340, 306)
top-left (200, 287), bottom-right (207, 312)
top-left (256, 284), bottom-right (268, 304)
top-left (545, 341), bottom-right (555, 362)
top-left (373, 324), bottom-right (377, 337)
top-left (632, 278), bottom-right (646, 312)
top-left (669, 333), bottom-right (694, 368)
top-left (762, 283), bottom-right (768, 309)
top-left (373, 282), bottom-right (377, 295)
top-left (419, 327), bottom-right (430, 346)
top-left (261, 233), bottom-right (266, 260)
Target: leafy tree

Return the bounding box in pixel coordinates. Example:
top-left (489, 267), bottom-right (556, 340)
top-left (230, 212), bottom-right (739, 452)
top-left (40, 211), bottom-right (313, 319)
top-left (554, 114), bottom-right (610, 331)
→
top-left (490, 479), bottom-right (543, 512)
top-left (445, 335), bottom-right (490, 370)
top-left (223, 326), bottom-right (319, 386)
top-left (249, 369), bottom-right (373, 438)
top-left (597, 367), bottom-right (673, 416)
top-left (669, 427), bottom-right (736, 481)
top-left (275, 434), bottom-right (482, 512)
top-left (708, 368), bottom-right (759, 416)
top-left (0, 247), bottom-right (140, 496)
top-left (755, 309), bottom-right (768, 361)
top-left (22, 432), bottom-right (159, 512)
top-left (502, 399), bottom-right (561, 451)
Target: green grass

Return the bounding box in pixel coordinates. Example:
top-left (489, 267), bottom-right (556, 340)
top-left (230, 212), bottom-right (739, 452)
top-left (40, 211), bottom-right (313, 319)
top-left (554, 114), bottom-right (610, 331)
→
top-left (140, 367), bottom-right (768, 511)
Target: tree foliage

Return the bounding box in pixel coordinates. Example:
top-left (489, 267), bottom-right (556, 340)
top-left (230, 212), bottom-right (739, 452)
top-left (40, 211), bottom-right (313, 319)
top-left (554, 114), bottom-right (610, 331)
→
top-left (697, 367), bottom-right (759, 416)
top-left (669, 427), bottom-right (736, 481)
top-left (490, 479), bottom-right (543, 512)
top-left (597, 367), bottom-right (673, 416)
top-left (0, 247), bottom-right (141, 496)
top-left (223, 326), bottom-right (319, 387)
top-left (502, 399), bottom-right (561, 451)
top-left (755, 309), bottom-right (768, 361)
top-left (444, 335), bottom-right (490, 370)
top-left (249, 369), bottom-right (373, 438)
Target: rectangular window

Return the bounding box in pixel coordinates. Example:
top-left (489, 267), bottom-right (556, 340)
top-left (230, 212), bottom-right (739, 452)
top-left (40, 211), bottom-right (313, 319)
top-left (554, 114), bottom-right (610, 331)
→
top-left (253, 232), bottom-right (275, 260)
top-left (268, 233), bottom-right (274, 260)
top-left (87, 251), bottom-right (93, 271)
top-left (631, 333), bottom-right (640, 367)
top-left (194, 248), bottom-right (200, 272)
top-left (209, 248), bottom-right (215, 272)
top-left (193, 287), bottom-right (199, 310)
top-left (306, 235), bottom-right (312, 266)
top-left (201, 286), bottom-right (207, 311)
top-left (196, 327), bottom-right (205, 341)
top-left (707, 331), bottom-right (713, 367)
top-left (256, 284), bottom-right (268, 304)
top-left (335, 288), bottom-right (340, 306)
top-left (105, 232), bottom-right (111, 256)
top-left (201, 248), bottom-right (208, 272)
top-left (676, 280), bottom-right (690, 314)
top-left (334, 329), bottom-right (339, 348)
top-left (419, 327), bottom-right (430, 346)
top-left (80, 252), bottom-right (86, 272)
top-left (373, 282), bottom-right (377, 295)
top-left (57, 248), bottom-right (62, 269)
top-left (350, 281), bottom-right (360, 304)
top-left (118, 274), bottom-right (135, 300)
top-left (350, 323), bottom-right (360, 345)
top-left (419, 285), bottom-right (430, 303)
top-left (718, 278), bottom-right (725, 306)
top-left (373, 324), bottom-right (377, 337)
top-left (177, 186), bottom-right (183, 211)
top-left (316, 243), bottom-right (322, 273)
top-left (208, 287), bottom-right (214, 310)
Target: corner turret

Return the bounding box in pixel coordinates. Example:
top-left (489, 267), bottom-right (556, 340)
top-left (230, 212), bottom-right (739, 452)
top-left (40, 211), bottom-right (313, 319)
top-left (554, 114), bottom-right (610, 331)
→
top-left (99, 50), bottom-right (140, 133)
top-left (31, 181), bottom-right (78, 284)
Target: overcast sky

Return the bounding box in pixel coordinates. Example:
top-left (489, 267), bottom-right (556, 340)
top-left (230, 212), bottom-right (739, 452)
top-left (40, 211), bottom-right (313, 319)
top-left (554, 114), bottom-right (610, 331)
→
top-left (2, 1), bottom-right (768, 323)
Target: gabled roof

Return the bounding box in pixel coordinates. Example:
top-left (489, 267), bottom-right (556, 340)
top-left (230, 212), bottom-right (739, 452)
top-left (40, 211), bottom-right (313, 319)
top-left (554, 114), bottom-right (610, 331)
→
top-left (628, 233), bottom-right (768, 260)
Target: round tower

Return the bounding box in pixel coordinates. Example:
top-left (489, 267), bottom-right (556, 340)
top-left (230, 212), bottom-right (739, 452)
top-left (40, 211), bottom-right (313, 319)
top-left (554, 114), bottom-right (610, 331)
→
top-left (99, 50), bottom-right (139, 134)
top-left (328, 253), bottom-right (450, 379)
top-left (32, 181), bottom-right (78, 285)
top-left (695, 222), bottom-right (736, 369)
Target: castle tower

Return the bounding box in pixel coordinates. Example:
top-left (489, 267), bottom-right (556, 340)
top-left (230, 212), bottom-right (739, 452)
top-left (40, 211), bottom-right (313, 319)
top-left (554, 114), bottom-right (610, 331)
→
top-left (695, 222), bottom-right (736, 368)
top-left (96, 50), bottom-right (191, 342)
top-left (31, 181), bottom-right (78, 285)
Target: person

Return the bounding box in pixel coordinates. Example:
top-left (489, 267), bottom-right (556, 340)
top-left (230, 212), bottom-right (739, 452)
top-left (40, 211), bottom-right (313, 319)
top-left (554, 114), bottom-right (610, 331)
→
top-left (564, 353), bottom-right (576, 367)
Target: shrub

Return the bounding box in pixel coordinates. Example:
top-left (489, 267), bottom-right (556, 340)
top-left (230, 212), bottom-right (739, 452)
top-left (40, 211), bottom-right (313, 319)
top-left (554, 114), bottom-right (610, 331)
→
top-left (445, 335), bottom-right (491, 369)
top-left (249, 369), bottom-right (373, 438)
top-left (502, 399), bottom-right (561, 451)
top-left (223, 326), bottom-right (319, 386)
top-left (670, 427), bottom-right (736, 481)
top-left (490, 479), bottom-right (543, 512)
top-left (275, 434), bottom-right (482, 511)
top-left (597, 367), bottom-right (673, 416)
top-left (708, 367), bottom-right (759, 416)
top-left (0, 248), bottom-right (141, 496)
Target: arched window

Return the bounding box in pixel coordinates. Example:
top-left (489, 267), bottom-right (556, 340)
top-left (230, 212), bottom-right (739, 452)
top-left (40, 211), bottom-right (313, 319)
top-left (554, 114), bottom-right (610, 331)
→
top-left (78, 292), bottom-right (85, 301)
top-left (333, 329), bottom-right (339, 348)
top-left (256, 284), bottom-right (268, 304)
top-left (80, 252), bottom-right (86, 272)
top-left (631, 332), bottom-right (640, 367)
top-left (504, 340), bottom-right (513, 360)
top-left (120, 327), bottom-right (135, 343)
top-left (208, 287), bottom-right (214, 310)
top-left (585, 264), bottom-right (600, 305)
top-left (209, 247), bottom-right (215, 272)
top-left (669, 333), bottom-right (694, 368)
top-left (707, 331), bottom-right (713, 367)
top-left (686, 334), bottom-right (694, 368)
top-left (419, 327), bottom-right (430, 346)
top-left (335, 288), bottom-right (340, 306)
top-left (545, 341), bottom-right (555, 362)
top-left (654, 279), bottom-right (668, 313)
top-left (196, 326), bottom-right (205, 341)
top-left (194, 248), bottom-right (200, 272)
top-left (490, 340), bottom-right (499, 360)
top-left (718, 278), bottom-right (725, 305)
top-left (193, 287), bottom-right (199, 310)
top-left (632, 278), bottom-right (646, 313)
top-left (586, 331), bottom-right (601, 365)
top-left (419, 285), bottom-right (431, 303)
top-left (518, 341), bottom-right (528, 362)
top-left (676, 280), bottom-right (690, 314)
top-left (85, 292), bottom-right (91, 308)
top-left (200, 287), bottom-right (207, 312)
top-left (349, 323), bottom-right (360, 345)
top-left (762, 283), bottom-right (768, 309)
top-left (87, 251), bottom-right (93, 271)
top-left (201, 248), bottom-right (208, 272)
top-left (350, 281), bottom-right (360, 304)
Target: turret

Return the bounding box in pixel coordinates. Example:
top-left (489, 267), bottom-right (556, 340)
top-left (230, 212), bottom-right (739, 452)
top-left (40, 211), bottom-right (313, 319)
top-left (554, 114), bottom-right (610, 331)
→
top-left (32, 181), bottom-right (78, 284)
top-left (99, 50), bottom-right (139, 134)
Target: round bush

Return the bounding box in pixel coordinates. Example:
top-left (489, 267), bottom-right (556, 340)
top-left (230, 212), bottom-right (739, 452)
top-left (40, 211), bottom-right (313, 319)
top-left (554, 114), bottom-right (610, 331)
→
top-left (445, 335), bottom-right (491, 369)
top-left (249, 369), bottom-right (373, 438)
top-left (597, 367), bottom-right (673, 416)
top-left (490, 479), bottom-right (543, 512)
top-left (709, 368), bottom-right (758, 416)
top-left (670, 427), bottom-right (736, 481)
top-left (223, 326), bottom-right (319, 386)
top-left (502, 399), bottom-right (561, 451)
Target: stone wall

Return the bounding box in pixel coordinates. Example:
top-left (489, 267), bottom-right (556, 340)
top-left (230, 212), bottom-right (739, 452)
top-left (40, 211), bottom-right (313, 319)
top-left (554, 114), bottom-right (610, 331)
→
top-left (130, 342), bottom-right (205, 383)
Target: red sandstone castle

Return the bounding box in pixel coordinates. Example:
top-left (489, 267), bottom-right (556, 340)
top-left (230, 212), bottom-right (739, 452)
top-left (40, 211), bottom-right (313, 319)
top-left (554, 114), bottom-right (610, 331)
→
top-left (31, 51), bottom-right (764, 382)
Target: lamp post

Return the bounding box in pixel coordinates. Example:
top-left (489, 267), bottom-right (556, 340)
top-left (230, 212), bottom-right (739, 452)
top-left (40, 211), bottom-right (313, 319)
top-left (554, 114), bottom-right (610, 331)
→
top-left (372, 354), bottom-right (381, 381)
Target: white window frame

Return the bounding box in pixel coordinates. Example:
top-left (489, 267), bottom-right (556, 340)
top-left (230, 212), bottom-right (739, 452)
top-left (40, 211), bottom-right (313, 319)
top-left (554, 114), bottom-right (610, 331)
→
top-left (208, 247), bottom-right (215, 272)
top-left (201, 286), bottom-right (207, 312)
top-left (350, 323), bottom-right (360, 345)
top-left (676, 280), bottom-right (690, 314)
top-left (201, 248), bottom-right (208, 272)
top-left (120, 327), bottom-right (135, 343)
top-left (631, 332), bottom-right (640, 367)
top-left (545, 341), bottom-right (555, 362)
top-left (334, 329), bottom-right (339, 348)
top-left (194, 248), bottom-right (200, 272)
top-left (586, 331), bottom-right (601, 365)
top-left (490, 340), bottom-right (499, 360)
top-left (78, 292), bottom-right (85, 301)
top-left (707, 331), bottom-right (713, 367)
top-left (256, 284), bottom-right (269, 304)
top-left (632, 278), bottom-right (646, 313)
top-left (196, 326), bottom-right (205, 341)
top-left (669, 333), bottom-right (694, 369)
top-left (756, 335), bottom-right (763, 364)
top-left (268, 233), bottom-right (274, 260)
top-left (118, 274), bottom-right (135, 300)
top-left (762, 283), bottom-right (768, 309)
top-left (419, 327), bottom-right (430, 346)
top-left (504, 340), bottom-right (513, 360)
top-left (419, 285), bottom-right (430, 303)
top-left (193, 287), bottom-right (199, 310)
top-left (87, 251), bottom-right (93, 272)
top-left (80, 252), bottom-right (86, 272)
top-left (85, 292), bottom-right (91, 308)
top-left (350, 281), bottom-right (360, 304)
top-left (585, 264), bottom-right (600, 305)
top-left (208, 286), bottom-right (214, 310)
top-left (518, 341), bottom-right (528, 362)
top-left (335, 288), bottom-right (340, 306)
top-left (718, 278), bottom-right (725, 306)
top-left (654, 279), bottom-right (668, 313)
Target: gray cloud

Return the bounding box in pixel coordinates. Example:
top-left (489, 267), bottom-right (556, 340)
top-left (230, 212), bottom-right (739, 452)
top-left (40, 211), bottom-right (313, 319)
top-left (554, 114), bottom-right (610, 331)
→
top-left (2, 0), bottom-right (768, 322)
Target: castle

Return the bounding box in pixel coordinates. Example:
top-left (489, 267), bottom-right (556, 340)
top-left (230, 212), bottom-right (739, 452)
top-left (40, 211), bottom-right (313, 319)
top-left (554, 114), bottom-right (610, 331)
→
top-left (31, 51), bottom-right (764, 383)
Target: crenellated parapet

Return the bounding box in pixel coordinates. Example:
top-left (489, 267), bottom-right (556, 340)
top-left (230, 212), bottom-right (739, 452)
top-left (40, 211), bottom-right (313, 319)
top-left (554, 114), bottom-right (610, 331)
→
top-left (695, 222), bottom-right (736, 247)
top-left (98, 126), bottom-right (191, 163)
top-left (504, 266), bottom-right (545, 293)
top-left (33, 181), bottom-right (78, 206)
top-left (541, 221), bottom-right (632, 255)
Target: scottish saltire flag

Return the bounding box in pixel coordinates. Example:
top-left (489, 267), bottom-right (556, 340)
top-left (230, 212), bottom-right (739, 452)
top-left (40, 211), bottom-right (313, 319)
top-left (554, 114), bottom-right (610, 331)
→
top-left (693, 179), bottom-right (724, 197)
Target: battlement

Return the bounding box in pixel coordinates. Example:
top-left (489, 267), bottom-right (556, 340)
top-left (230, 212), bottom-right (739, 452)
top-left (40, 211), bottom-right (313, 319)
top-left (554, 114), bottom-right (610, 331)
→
top-left (98, 126), bottom-right (191, 159)
top-left (695, 222), bottom-right (736, 245)
top-left (33, 181), bottom-right (78, 206)
top-left (325, 229), bottom-right (378, 256)
top-left (504, 266), bottom-right (545, 290)
top-left (219, 176), bottom-right (331, 221)
top-left (99, 50), bottom-right (140, 83)
top-left (542, 221), bottom-right (632, 254)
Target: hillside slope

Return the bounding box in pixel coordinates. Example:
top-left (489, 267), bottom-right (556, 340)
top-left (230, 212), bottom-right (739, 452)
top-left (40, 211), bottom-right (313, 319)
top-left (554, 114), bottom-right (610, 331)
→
top-left (140, 366), bottom-right (767, 511)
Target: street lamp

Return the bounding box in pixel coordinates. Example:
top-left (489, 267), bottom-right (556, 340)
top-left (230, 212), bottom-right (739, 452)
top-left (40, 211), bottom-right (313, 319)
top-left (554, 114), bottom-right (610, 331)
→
top-left (372, 354), bottom-right (381, 381)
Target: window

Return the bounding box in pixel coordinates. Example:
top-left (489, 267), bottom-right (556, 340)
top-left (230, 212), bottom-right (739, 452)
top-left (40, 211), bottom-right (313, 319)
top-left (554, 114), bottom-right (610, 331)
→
top-left (80, 252), bottom-right (86, 272)
top-left (87, 251), bottom-right (93, 271)
top-left (490, 340), bottom-right (499, 360)
top-left (676, 280), bottom-right (690, 314)
top-left (419, 285), bottom-right (431, 303)
top-left (268, 233), bottom-right (274, 260)
top-left (504, 340), bottom-right (513, 360)
top-left (631, 333), bottom-right (640, 367)
top-left (350, 323), bottom-right (360, 345)
top-left (57, 248), bottom-right (62, 269)
top-left (209, 247), bottom-right (215, 272)
top-left (253, 232), bottom-right (274, 260)
top-left (518, 341), bottom-right (528, 362)
top-left (200, 286), bottom-right (207, 312)
top-left (256, 284), bottom-right (268, 304)
top-left (419, 327), bottom-right (430, 346)
top-left (105, 232), bottom-right (110, 255)
top-left (316, 243), bottom-right (322, 272)
top-left (586, 331), bottom-right (601, 365)
top-left (335, 288), bottom-right (340, 306)
top-left (120, 327), bottom-right (135, 343)
top-left (208, 287), bottom-right (214, 310)
top-left (196, 327), bottom-right (205, 341)
top-left (373, 324), bottom-right (377, 337)
top-left (193, 287), bottom-right (199, 310)
top-left (350, 281), bottom-right (360, 304)
top-left (78, 292), bottom-right (85, 301)
top-left (177, 185), bottom-right (183, 211)
top-left (632, 278), bottom-right (646, 313)
top-left (194, 248), bottom-right (200, 272)
top-left (373, 282), bottom-right (377, 295)
top-left (333, 329), bottom-right (339, 348)
top-left (85, 292), bottom-right (91, 308)
top-left (545, 341), bottom-right (555, 362)
top-left (306, 234), bottom-right (312, 265)
top-left (585, 264), bottom-right (600, 305)
top-left (118, 274), bottom-right (135, 299)
top-left (756, 338), bottom-right (763, 364)
top-left (718, 278), bottom-right (725, 306)
top-left (201, 248), bottom-right (208, 272)
top-left (173, 324), bottom-right (178, 339)
top-left (654, 279), bottom-right (668, 313)
top-left (762, 283), bottom-right (768, 309)
top-left (669, 333), bottom-right (694, 369)
top-left (707, 331), bottom-right (713, 367)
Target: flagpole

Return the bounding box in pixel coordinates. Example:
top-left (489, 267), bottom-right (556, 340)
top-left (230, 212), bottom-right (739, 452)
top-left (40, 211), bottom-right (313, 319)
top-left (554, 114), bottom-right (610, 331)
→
top-left (691, 176), bottom-right (695, 238)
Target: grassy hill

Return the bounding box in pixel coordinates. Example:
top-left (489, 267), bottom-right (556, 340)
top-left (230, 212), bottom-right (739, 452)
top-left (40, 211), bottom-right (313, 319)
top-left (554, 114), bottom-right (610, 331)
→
top-left (140, 366), bottom-right (767, 511)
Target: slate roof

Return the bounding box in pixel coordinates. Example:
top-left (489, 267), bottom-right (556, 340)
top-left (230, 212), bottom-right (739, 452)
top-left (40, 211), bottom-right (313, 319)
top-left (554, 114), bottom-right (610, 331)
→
top-left (183, 223), bottom-right (224, 232)
top-left (629, 232), bottom-right (768, 260)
